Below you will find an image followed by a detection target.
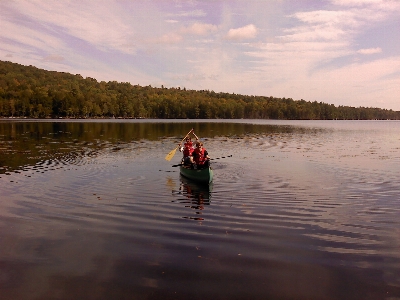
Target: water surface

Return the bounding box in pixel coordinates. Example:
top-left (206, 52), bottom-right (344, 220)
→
top-left (1, 120), bottom-right (399, 300)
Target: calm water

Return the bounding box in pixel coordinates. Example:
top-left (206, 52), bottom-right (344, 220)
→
top-left (0, 120), bottom-right (399, 300)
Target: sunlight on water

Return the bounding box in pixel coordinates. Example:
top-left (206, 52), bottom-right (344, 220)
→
top-left (0, 120), bottom-right (400, 299)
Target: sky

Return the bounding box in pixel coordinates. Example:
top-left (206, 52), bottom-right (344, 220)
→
top-left (1, 0), bottom-right (399, 110)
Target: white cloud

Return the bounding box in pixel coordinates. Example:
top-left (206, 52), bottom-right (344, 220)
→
top-left (226, 24), bottom-right (258, 41)
top-left (181, 23), bottom-right (218, 36)
top-left (331, 0), bottom-right (400, 13)
top-left (287, 10), bottom-right (362, 43)
top-left (357, 47), bottom-right (382, 54)
top-left (43, 55), bottom-right (65, 62)
top-left (170, 73), bottom-right (207, 81)
top-left (1, 1), bottom-right (135, 53)
top-left (289, 4), bottom-right (400, 43)
top-left (292, 10), bottom-right (355, 26)
top-left (227, 0), bottom-right (399, 107)
top-left (0, 16), bottom-right (66, 52)
top-left (280, 24), bottom-right (347, 42)
top-left (146, 22), bottom-right (217, 46)
top-left (331, 0), bottom-right (382, 6)
top-left (307, 56), bottom-right (400, 107)
top-left (270, 4), bottom-right (394, 72)
top-left (152, 32), bottom-right (183, 45)
top-left (171, 9), bottom-right (207, 18)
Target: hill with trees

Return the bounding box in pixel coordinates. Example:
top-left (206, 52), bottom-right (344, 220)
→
top-left (0, 60), bottom-right (399, 120)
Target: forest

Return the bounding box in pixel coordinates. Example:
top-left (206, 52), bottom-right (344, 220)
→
top-left (1, 60), bottom-right (399, 120)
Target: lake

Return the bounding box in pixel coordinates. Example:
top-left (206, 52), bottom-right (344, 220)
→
top-left (1, 119), bottom-right (399, 300)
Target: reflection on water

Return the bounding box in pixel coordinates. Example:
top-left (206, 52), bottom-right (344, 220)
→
top-left (172, 176), bottom-right (212, 221)
top-left (1, 120), bottom-right (400, 300)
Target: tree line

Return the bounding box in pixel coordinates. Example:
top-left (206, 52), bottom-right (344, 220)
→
top-left (1, 60), bottom-right (399, 120)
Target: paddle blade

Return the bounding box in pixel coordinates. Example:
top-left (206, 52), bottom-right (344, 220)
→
top-left (165, 148), bottom-right (177, 161)
top-left (171, 163), bottom-right (183, 167)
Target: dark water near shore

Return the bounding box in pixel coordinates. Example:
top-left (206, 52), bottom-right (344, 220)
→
top-left (1, 119), bottom-right (400, 300)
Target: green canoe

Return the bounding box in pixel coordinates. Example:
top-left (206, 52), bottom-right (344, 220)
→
top-left (179, 165), bottom-right (213, 184)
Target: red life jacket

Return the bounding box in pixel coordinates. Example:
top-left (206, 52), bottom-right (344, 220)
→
top-left (183, 141), bottom-right (193, 157)
top-left (193, 147), bottom-right (207, 165)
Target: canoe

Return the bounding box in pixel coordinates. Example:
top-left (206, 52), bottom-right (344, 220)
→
top-left (179, 164), bottom-right (213, 184)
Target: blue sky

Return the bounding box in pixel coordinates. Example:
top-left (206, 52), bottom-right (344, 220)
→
top-left (1, 0), bottom-right (399, 110)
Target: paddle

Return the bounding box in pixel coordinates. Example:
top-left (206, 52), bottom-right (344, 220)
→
top-left (210, 155), bottom-right (232, 160)
top-left (192, 132), bottom-right (200, 140)
top-left (165, 129), bottom-right (193, 161)
top-left (171, 155), bottom-right (232, 167)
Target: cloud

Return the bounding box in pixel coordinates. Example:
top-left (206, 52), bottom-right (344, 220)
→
top-left (226, 24), bottom-right (258, 41)
top-left (147, 22), bottom-right (217, 46)
top-left (280, 24), bottom-right (347, 42)
top-left (357, 47), bottom-right (382, 54)
top-left (171, 73), bottom-right (207, 81)
top-left (308, 56), bottom-right (400, 107)
top-left (331, 0), bottom-right (400, 12)
top-left (0, 13), bottom-right (66, 53)
top-left (181, 23), bottom-right (218, 36)
top-left (272, 5), bottom-right (392, 66)
top-left (331, 0), bottom-right (381, 6)
top-left (150, 33), bottom-right (183, 45)
top-left (292, 10), bottom-right (355, 25)
top-left (171, 9), bottom-right (207, 18)
top-left (2, 1), bottom-right (140, 55)
top-left (43, 55), bottom-right (65, 62)
top-left (277, 10), bottom-right (356, 53)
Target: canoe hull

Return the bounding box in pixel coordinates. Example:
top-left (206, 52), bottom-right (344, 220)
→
top-left (179, 165), bottom-right (213, 184)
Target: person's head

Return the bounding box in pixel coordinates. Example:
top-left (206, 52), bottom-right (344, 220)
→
top-left (185, 137), bottom-right (191, 142)
top-left (196, 142), bottom-right (203, 148)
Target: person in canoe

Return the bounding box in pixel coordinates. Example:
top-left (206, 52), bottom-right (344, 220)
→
top-left (192, 141), bottom-right (210, 169)
top-left (178, 133), bottom-right (198, 166)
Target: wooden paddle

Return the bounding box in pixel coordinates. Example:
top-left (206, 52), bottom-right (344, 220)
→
top-left (192, 132), bottom-right (199, 140)
top-left (165, 129), bottom-right (193, 161)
